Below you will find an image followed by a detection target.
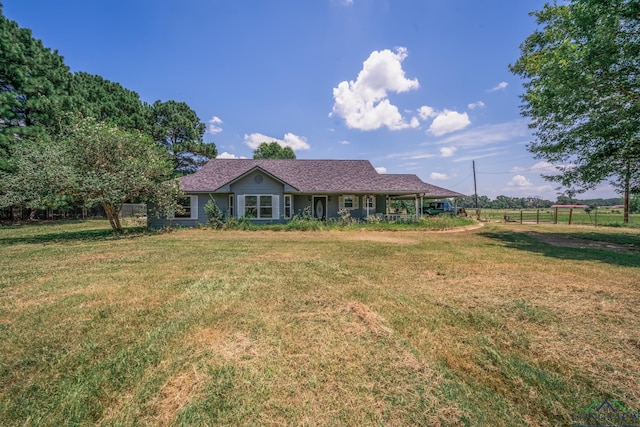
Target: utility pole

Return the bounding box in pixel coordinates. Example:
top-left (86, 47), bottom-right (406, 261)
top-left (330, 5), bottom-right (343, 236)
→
top-left (473, 160), bottom-right (480, 220)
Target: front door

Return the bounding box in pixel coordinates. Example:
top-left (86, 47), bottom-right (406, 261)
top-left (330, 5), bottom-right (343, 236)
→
top-left (312, 196), bottom-right (327, 221)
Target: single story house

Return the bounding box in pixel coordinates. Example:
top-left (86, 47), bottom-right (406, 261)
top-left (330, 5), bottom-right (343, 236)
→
top-left (148, 159), bottom-right (464, 227)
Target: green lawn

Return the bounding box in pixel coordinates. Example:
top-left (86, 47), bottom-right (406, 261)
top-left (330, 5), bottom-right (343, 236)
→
top-left (480, 208), bottom-right (640, 227)
top-left (1, 220), bottom-right (639, 426)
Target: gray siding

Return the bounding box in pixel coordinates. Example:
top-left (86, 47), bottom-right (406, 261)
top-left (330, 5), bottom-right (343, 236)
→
top-left (148, 193), bottom-right (230, 228)
top-left (231, 171), bottom-right (286, 223)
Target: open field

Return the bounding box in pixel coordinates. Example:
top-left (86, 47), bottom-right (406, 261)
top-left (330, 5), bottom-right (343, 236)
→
top-left (1, 220), bottom-right (639, 426)
top-left (480, 208), bottom-right (640, 227)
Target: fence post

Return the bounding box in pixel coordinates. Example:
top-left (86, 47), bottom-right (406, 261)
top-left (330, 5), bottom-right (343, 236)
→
top-left (520, 210), bottom-right (523, 224)
top-left (569, 208), bottom-right (573, 225)
top-left (554, 208), bottom-right (558, 224)
top-left (536, 210), bottom-right (540, 224)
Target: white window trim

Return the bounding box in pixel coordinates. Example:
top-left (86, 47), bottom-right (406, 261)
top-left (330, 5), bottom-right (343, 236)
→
top-left (363, 195), bottom-right (376, 210)
top-left (238, 194), bottom-right (279, 220)
top-left (284, 194), bottom-right (293, 219)
top-left (174, 195), bottom-right (198, 220)
top-left (339, 194), bottom-right (359, 210)
top-left (228, 194), bottom-right (234, 217)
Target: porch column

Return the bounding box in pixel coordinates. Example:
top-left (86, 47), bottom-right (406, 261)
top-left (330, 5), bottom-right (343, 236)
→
top-left (414, 195), bottom-right (419, 220)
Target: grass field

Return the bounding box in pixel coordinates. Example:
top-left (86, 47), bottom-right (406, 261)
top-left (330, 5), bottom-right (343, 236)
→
top-left (480, 208), bottom-right (640, 227)
top-left (1, 220), bottom-right (639, 426)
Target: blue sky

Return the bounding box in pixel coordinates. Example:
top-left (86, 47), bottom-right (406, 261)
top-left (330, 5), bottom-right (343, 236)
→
top-left (4, 0), bottom-right (617, 200)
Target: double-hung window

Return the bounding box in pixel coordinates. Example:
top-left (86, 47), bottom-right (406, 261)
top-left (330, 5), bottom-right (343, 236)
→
top-left (363, 195), bottom-right (376, 210)
top-left (238, 195), bottom-right (279, 219)
top-left (284, 194), bottom-right (292, 219)
top-left (339, 195), bottom-right (358, 210)
top-left (175, 196), bottom-right (198, 219)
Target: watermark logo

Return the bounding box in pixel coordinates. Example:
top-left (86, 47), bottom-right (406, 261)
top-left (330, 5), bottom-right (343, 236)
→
top-left (572, 400), bottom-right (640, 427)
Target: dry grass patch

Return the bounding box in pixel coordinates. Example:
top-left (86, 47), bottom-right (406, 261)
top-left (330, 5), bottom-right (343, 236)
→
top-left (0, 221), bottom-right (639, 426)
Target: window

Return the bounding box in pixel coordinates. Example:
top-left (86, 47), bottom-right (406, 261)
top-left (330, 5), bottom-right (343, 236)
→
top-left (228, 194), bottom-right (234, 217)
top-left (284, 194), bottom-right (292, 219)
top-left (239, 195), bottom-right (279, 219)
top-left (259, 195), bottom-right (272, 218)
top-left (339, 195), bottom-right (359, 210)
top-left (363, 195), bottom-right (376, 210)
top-left (245, 195), bottom-right (258, 218)
top-left (175, 196), bottom-right (198, 219)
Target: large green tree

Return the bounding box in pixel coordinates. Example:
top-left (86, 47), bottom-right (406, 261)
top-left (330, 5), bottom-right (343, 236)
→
top-left (69, 72), bottom-right (150, 133)
top-left (0, 6), bottom-right (71, 170)
top-left (252, 141), bottom-right (296, 159)
top-left (63, 118), bottom-right (173, 231)
top-left (510, 0), bottom-right (640, 223)
top-left (148, 100), bottom-right (216, 174)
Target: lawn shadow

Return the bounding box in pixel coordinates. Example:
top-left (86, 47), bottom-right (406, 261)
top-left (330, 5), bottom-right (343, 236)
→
top-left (0, 223), bottom-right (152, 246)
top-left (480, 229), bottom-right (640, 268)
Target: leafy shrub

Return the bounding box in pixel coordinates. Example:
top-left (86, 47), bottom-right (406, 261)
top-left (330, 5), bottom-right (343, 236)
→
top-left (337, 208), bottom-right (352, 225)
top-left (204, 196), bottom-right (224, 229)
top-left (224, 216), bottom-right (252, 230)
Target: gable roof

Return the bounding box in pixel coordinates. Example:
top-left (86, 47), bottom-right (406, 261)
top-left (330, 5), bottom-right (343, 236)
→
top-left (180, 159), bottom-right (463, 197)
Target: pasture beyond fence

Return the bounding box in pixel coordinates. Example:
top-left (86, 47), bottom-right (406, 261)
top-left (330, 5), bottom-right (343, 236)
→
top-left (483, 208), bottom-right (640, 227)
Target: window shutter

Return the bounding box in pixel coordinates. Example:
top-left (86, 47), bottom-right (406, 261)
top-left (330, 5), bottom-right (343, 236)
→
top-left (272, 195), bottom-right (279, 219)
top-left (191, 196), bottom-right (199, 219)
top-left (237, 195), bottom-right (245, 218)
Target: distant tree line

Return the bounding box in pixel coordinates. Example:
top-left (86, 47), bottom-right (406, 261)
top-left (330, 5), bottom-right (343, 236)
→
top-left (0, 7), bottom-right (217, 229)
top-left (455, 195), bottom-right (640, 212)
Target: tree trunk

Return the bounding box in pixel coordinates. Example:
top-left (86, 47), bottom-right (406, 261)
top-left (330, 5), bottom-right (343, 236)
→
top-left (103, 202), bottom-right (123, 232)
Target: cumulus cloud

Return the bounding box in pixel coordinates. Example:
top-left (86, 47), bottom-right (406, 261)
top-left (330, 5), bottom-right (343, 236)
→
top-left (428, 110), bottom-right (471, 136)
top-left (339, 140), bottom-right (350, 145)
top-left (440, 146), bottom-right (457, 157)
top-left (217, 152), bottom-right (247, 159)
top-left (430, 172), bottom-right (449, 180)
top-left (507, 175), bottom-right (533, 187)
top-left (468, 101), bottom-right (485, 109)
top-left (244, 132), bottom-right (311, 151)
top-left (207, 116), bottom-right (223, 134)
top-left (418, 105), bottom-right (437, 120)
top-left (330, 47), bottom-right (420, 131)
top-left (489, 81), bottom-right (508, 92)
top-left (375, 166), bottom-right (387, 174)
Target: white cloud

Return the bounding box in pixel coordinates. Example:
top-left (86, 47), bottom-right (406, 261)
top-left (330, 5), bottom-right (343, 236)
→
top-left (331, 47), bottom-right (420, 131)
top-left (440, 146), bottom-right (457, 157)
top-left (243, 132), bottom-right (311, 151)
top-left (217, 152), bottom-right (247, 159)
top-left (339, 140), bottom-right (350, 145)
top-left (408, 154), bottom-right (436, 159)
top-left (375, 166), bottom-right (387, 174)
top-left (433, 120), bottom-right (530, 148)
top-left (207, 116), bottom-right (223, 134)
top-left (428, 110), bottom-right (471, 136)
top-left (430, 172), bottom-right (449, 180)
top-left (489, 81), bottom-right (508, 92)
top-left (468, 101), bottom-right (485, 109)
top-left (418, 105), bottom-right (437, 120)
top-left (511, 161), bottom-right (561, 174)
top-left (507, 175), bottom-right (532, 187)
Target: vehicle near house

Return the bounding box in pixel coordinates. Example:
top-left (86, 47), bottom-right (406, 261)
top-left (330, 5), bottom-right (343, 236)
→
top-left (422, 201), bottom-right (465, 216)
top-left (148, 159), bottom-right (464, 227)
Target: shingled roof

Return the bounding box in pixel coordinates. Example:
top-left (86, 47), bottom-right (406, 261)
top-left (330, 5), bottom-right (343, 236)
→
top-left (180, 159), bottom-right (463, 197)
